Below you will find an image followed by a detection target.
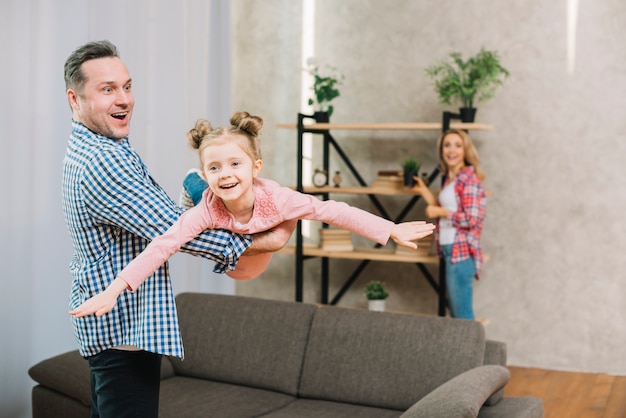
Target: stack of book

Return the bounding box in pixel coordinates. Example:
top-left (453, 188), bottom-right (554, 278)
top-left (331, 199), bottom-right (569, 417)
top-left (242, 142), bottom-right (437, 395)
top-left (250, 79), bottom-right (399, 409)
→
top-left (319, 228), bottom-right (354, 252)
top-left (395, 235), bottom-right (435, 257)
top-left (371, 170), bottom-right (404, 191)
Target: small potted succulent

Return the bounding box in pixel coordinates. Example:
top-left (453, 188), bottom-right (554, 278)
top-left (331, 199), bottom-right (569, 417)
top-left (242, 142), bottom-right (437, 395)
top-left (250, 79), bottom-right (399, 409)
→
top-left (305, 57), bottom-right (344, 121)
top-left (425, 47), bottom-right (509, 122)
top-left (365, 280), bottom-right (389, 312)
top-left (401, 157), bottom-right (420, 188)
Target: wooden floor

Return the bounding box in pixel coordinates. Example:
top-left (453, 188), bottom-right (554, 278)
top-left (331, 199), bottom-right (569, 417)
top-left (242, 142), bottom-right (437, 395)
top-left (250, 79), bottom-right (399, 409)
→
top-left (505, 367), bottom-right (626, 418)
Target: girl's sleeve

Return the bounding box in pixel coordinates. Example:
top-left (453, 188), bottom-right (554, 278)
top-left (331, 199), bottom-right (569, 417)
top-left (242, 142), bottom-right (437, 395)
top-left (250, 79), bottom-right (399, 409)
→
top-left (275, 187), bottom-right (394, 245)
top-left (117, 204), bottom-right (214, 291)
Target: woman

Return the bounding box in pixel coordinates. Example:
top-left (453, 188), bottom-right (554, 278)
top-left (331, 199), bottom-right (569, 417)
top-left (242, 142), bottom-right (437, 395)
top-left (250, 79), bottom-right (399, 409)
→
top-left (413, 128), bottom-right (486, 320)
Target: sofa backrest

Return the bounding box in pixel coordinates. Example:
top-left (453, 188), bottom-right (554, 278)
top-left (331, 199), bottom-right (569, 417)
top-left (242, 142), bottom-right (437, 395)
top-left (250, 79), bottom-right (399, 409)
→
top-left (298, 306), bottom-right (486, 411)
top-left (172, 292), bottom-right (316, 396)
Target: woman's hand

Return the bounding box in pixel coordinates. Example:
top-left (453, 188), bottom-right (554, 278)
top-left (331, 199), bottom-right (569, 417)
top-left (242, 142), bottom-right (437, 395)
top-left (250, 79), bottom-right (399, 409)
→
top-left (425, 204), bottom-right (449, 219)
top-left (412, 177), bottom-right (437, 206)
top-left (390, 221), bottom-right (435, 249)
top-left (69, 277), bottom-right (129, 318)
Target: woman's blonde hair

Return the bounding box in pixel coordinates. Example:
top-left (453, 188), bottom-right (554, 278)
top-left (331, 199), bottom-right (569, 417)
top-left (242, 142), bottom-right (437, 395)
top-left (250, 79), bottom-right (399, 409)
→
top-left (436, 128), bottom-right (486, 181)
top-left (187, 111), bottom-right (263, 165)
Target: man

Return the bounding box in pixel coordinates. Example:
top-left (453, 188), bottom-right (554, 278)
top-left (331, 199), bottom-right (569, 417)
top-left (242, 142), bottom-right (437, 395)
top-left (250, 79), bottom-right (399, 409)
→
top-left (62, 40), bottom-right (292, 417)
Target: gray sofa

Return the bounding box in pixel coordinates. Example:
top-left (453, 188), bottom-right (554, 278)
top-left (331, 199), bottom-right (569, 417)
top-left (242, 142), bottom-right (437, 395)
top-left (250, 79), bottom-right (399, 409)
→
top-left (29, 292), bottom-right (543, 417)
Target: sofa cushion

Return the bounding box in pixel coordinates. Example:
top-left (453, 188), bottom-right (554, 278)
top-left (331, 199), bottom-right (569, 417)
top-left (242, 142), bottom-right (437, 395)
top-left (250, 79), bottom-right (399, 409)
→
top-left (260, 398), bottom-right (404, 418)
top-left (299, 307), bottom-right (485, 411)
top-left (477, 397), bottom-right (544, 418)
top-left (399, 365), bottom-right (510, 418)
top-left (172, 292), bottom-right (317, 396)
top-left (159, 376), bottom-right (296, 418)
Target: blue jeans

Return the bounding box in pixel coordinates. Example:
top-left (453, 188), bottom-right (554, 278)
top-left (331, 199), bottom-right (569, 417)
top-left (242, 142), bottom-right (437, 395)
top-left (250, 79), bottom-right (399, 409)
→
top-left (440, 244), bottom-right (476, 320)
top-left (88, 349), bottom-right (162, 418)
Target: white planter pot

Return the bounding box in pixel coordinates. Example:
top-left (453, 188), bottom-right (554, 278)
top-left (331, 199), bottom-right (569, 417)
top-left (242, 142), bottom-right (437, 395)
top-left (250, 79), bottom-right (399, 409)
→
top-left (368, 299), bottom-right (386, 312)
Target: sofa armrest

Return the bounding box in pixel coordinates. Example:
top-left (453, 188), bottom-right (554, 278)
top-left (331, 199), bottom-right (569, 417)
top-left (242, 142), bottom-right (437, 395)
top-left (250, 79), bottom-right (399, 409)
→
top-left (28, 350), bottom-right (91, 408)
top-left (484, 340), bottom-right (507, 367)
top-left (484, 340), bottom-right (507, 405)
top-left (399, 365), bottom-right (510, 418)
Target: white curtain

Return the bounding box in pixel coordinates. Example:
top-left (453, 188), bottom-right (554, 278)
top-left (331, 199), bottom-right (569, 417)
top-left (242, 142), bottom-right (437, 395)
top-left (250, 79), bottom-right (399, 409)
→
top-left (0, 1), bottom-right (232, 416)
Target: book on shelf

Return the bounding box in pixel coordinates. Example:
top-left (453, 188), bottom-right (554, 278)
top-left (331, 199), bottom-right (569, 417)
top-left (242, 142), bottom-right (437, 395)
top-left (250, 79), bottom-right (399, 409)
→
top-left (371, 170), bottom-right (404, 190)
top-left (319, 228), bottom-right (354, 252)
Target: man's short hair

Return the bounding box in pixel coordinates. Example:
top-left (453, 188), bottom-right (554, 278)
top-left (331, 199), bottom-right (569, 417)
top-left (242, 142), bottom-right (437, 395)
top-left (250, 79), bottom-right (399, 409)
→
top-left (64, 40), bottom-right (119, 92)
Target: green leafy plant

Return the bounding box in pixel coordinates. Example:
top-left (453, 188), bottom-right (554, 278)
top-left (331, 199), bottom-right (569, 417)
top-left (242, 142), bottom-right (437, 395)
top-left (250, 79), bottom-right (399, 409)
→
top-left (365, 280), bottom-right (389, 300)
top-left (425, 47), bottom-right (510, 109)
top-left (306, 58), bottom-right (344, 117)
top-left (401, 157), bottom-right (420, 174)
top-left (401, 157), bottom-right (421, 187)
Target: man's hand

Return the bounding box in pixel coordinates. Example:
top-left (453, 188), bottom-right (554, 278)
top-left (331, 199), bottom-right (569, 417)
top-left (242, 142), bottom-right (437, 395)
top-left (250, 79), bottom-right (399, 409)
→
top-left (244, 219), bottom-right (297, 255)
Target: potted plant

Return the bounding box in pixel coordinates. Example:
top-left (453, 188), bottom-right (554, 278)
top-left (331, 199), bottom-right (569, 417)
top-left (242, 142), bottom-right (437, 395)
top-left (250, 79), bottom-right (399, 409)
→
top-left (401, 157), bottom-right (420, 188)
top-left (365, 280), bottom-right (389, 312)
top-left (306, 57), bottom-right (344, 121)
top-left (425, 47), bottom-right (509, 122)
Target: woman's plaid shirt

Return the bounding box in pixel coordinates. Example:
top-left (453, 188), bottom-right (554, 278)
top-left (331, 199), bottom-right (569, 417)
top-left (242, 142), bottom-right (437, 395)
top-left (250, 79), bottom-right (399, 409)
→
top-left (62, 121), bottom-right (252, 358)
top-left (437, 166), bottom-right (486, 275)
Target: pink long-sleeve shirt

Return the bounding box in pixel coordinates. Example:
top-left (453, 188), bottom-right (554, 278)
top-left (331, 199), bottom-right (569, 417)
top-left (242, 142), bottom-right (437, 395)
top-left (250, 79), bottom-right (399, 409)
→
top-left (120, 177), bottom-right (394, 288)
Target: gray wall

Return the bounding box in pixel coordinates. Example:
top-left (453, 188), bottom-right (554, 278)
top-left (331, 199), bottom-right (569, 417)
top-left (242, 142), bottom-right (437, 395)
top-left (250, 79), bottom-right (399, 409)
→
top-left (230, 0), bottom-right (626, 374)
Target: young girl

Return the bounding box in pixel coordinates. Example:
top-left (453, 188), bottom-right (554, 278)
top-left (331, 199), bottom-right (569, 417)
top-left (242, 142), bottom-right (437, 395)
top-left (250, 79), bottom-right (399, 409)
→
top-left (70, 111), bottom-right (435, 318)
top-left (413, 128), bottom-right (486, 320)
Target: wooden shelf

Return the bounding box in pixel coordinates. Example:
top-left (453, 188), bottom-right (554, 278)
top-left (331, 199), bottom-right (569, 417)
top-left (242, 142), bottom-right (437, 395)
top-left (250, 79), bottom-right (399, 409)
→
top-left (278, 243), bottom-right (439, 264)
top-left (283, 113), bottom-right (490, 311)
top-left (298, 185), bottom-right (420, 196)
top-left (276, 122), bottom-right (494, 131)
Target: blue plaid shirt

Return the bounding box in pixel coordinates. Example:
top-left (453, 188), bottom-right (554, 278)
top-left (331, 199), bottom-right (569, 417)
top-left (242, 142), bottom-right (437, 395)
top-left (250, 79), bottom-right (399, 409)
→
top-left (62, 120), bottom-right (252, 358)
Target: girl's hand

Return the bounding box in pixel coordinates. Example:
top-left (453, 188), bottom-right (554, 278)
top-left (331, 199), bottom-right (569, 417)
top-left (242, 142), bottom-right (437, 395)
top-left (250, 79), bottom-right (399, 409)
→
top-left (390, 221), bottom-right (435, 249)
top-left (69, 277), bottom-right (129, 318)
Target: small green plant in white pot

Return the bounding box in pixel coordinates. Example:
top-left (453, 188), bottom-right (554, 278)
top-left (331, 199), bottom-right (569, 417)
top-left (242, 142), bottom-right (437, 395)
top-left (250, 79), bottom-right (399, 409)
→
top-left (305, 57), bottom-right (344, 121)
top-left (365, 280), bottom-right (389, 312)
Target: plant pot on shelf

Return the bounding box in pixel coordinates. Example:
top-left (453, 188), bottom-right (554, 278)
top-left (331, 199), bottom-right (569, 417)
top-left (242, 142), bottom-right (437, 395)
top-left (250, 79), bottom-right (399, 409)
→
top-left (313, 111), bottom-right (330, 123)
top-left (459, 107), bottom-right (477, 123)
top-left (403, 169), bottom-right (419, 188)
top-left (365, 280), bottom-right (388, 312)
top-left (401, 157), bottom-right (420, 188)
top-left (368, 299), bottom-right (386, 312)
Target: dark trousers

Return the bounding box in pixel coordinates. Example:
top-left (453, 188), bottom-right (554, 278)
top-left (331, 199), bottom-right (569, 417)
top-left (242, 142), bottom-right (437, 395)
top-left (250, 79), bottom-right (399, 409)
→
top-left (87, 349), bottom-right (162, 418)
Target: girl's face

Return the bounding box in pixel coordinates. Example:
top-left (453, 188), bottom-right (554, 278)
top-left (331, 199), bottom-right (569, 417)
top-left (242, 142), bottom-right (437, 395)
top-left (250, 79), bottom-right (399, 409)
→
top-left (201, 139), bottom-right (262, 205)
top-left (441, 133), bottom-right (465, 172)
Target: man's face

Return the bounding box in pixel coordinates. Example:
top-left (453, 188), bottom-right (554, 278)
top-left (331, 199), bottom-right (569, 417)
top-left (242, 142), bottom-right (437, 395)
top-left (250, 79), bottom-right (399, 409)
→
top-left (68, 57), bottom-right (134, 140)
